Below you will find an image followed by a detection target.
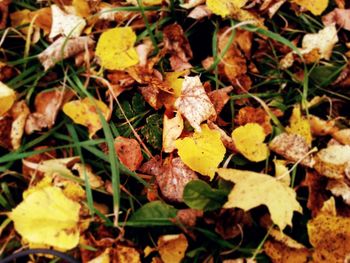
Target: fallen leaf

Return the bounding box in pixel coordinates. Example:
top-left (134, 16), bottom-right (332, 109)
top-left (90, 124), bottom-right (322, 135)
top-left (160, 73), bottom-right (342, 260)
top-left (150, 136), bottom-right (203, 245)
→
top-left (292, 0), bottom-right (328, 15)
top-left (165, 70), bottom-right (188, 97)
top-left (38, 36), bottom-right (95, 70)
top-left (323, 8), bottom-right (350, 31)
top-left (274, 159), bottom-right (290, 186)
top-left (96, 27), bottom-right (139, 70)
top-left (269, 133), bottom-right (315, 167)
top-left (0, 0), bottom-right (10, 29)
top-left (309, 115), bottom-right (338, 136)
top-left (88, 248), bottom-right (110, 263)
top-left (72, 163), bottom-right (104, 188)
top-left (180, 0), bottom-right (206, 9)
top-left (188, 5), bottom-right (212, 19)
top-left (308, 213), bottom-right (350, 262)
top-left (207, 121), bottom-right (237, 152)
top-left (114, 136), bottom-right (143, 171)
top-left (63, 97), bottom-right (110, 138)
top-left (206, 0), bottom-right (248, 17)
top-left (175, 208), bottom-right (203, 227)
top-left (286, 105), bottom-right (312, 145)
top-left (208, 86), bottom-right (233, 116)
top-left (175, 124), bottom-right (226, 179)
top-left (158, 234), bottom-right (188, 263)
top-left (162, 113), bottom-right (184, 153)
top-left (72, 0), bottom-right (91, 17)
top-left (332, 129), bottom-right (350, 145)
top-left (232, 123), bottom-right (269, 162)
top-left (327, 180), bottom-right (350, 205)
top-left (127, 0), bottom-right (162, 6)
top-left (140, 157), bottom-right (198, 202)
top-left (218, 168), bottom-right (302, 230)
top-left (9, 101), bottom-right (30, 150)
top-left (49, 4), bottom-right (86, 38)
top-left (9, 186), bottom-right (81, 250)
top-left (112, 245), bottom-right (141, 263)
top-left (264, 239), bottom-right (310, 263)
top-left (314, 144), bottom-right (350, 179)
top-left (175, 76), bottom-right (216, 132)
top-left (0, 81), bottom-right (16, 116)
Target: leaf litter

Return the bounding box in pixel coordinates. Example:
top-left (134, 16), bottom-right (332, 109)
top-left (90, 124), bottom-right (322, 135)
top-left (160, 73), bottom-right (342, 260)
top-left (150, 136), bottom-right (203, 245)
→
top-left (1, 0), bottom-right (350, 262)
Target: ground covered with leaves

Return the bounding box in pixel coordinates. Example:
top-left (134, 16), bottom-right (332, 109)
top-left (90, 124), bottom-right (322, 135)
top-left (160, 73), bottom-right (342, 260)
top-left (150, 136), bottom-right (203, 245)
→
top-left (1, 0), bottom-right (350, 262)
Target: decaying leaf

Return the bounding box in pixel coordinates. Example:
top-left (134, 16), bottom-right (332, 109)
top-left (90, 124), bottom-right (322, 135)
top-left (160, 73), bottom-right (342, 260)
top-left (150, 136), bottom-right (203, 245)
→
top-left (309, 115), bottom-right (338, 136)
top-left (286, 105), bottom-right (312, 145)
top-left (88, 248), bottom-right (110, 263)
top-left (63, 97), bottom-right (110, 138)
top-left (72, 163), bottom-right (104, 188)
top-left (95, 27), bottom-right (139, 70)
top-left (327, 180), bottom-right (350, 205)
top-left (163, 113), bottom-right (184, 153)
top-left (332, 129), bottom-right (350, 145)
top-left (175, 76), bottom-right (216, 132)
top-left (292, 0), bottom-right (329, 15)
top-left (207, 121), bottom-right (237, 152)
top-left (158, 234), bottom-right (188, 263)
top-left (218, 168), bottom-right (302, 230)
top-left (175, 124), bottom-right (226, 179)
top-left (269, 133), bottom-right (315, 167)
top-left (38, 36), bottom-right (95, 70)
top-left (232, 123), bottom-right (269, 162)
top-left (208, 86), bottom-right (233, 116)
top-left (314, 144), bottom-right (350, 179)
top-left (323, 8), bottom-right (350, 31)
top-left (114, 136), bottom-right (143, 171)
top-left (9, 186), bottom-right (81, 250)
top-left (264, 239), bottom-right (310, 263)
top-left (140, 157), bottom-right (198, 202)
top-left (0, 81), bottom-right (16, 116)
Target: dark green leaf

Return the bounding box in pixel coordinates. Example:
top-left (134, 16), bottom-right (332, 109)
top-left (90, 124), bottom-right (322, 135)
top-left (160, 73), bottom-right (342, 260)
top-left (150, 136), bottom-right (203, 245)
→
top-left (141, 113), bottom-right (162, 150)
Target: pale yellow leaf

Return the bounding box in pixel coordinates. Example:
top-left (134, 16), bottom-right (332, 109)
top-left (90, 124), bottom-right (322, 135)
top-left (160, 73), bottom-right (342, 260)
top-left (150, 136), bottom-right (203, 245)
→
top-left (232, 123), bottom-right (269, 162)
top-left (286, 105), bottom-right (312, 146)
top-left (95, 27), bottom-right (139, 70)
top-left (175, 124), bottom-right (225, 180)
top-left (218, 168), bottom-right (302, 230)
top-left (9, 186), bottom-right (80, 251)
top-left (88, 249), bottom-right (111, 263)
top-left (63, 98), bottom-right (110, 138)
top-left (175, 76), bottom-right (216, 132)
top-left (0, 82), bottom-right (16, 116)
top-left (163, 113), bottom-right (184, 153)
top-left (72, 163), bottom-right (104, 188)
top-left (206, 0), bottom-right (248, 17)
top-left (292, 0), bottom-right (328, 16)
top-left (274, 159), bottom-right (290, 186)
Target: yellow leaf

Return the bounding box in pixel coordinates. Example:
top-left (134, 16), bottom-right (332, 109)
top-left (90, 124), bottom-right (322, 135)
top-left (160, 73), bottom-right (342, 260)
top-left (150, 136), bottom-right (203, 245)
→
top-left (95, 27), bottom-right (139, 70)
top-left (9, 186), bottom-right (81, 251)
top-left (165, 70), bottom-right (188, 97)
top-left (73, 0), bottom-right (91, 17)
top-left (10, 9), bottom-right (31, 34)
top-left (88, 249), bottom-right (110, 263)
top-left (158, 234), bottom-right (188, 263)
top-left (292, 0), bottom-right (328, 16)
top-left (308, 214), bottom-right (350, 262)
top-left (127, 0), bottom-right (163, 6)
top-left (286, 105), bottom-right (312, 146)
top-left (218, 168), bottom-right (302, 230)
top-left (232, 123), bottom-right (269, 162)
top-left (0, 82), bottom-right (16, 116)
top-left (274, 159), bottom-right (290, 186)
top-left (175, 124), bottom-right (226, 180)
top-left (63, 98), bottom-right (110, 138)
top-left (206, 0), bottom-right (248, 17)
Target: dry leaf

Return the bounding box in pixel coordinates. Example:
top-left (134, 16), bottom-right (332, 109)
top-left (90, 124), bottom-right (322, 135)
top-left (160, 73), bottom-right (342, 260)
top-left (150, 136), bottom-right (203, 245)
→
top-left (72, 0), bottom-right (90, 17)
top-left (207, 121), bottom-right (237, 152)
top-left (175, 124), bottom-right (226, 180)
top-left (232, 123), bottom-right (269, 162)
top-left (88, 249), bottom-right (110, 263)
top-left (332, 129), bottom-right (350, 145)
top-left (218, 168), bottom-right (302, 230)
top-left (208, 86), bottom-right (233, 116)
top-left (95, 27), bottom-right (139, 70)
top-left (327, 180), bottom-right (350, 205)
top-left (38, 36), bottom-right (95, 70)
top-left (264, 239), bottom-right (310, 263)
top-left (292, 0), bottom-right (328, 15)
top-left (323, 8), bottom-right (350, 31)
top-left (314, 144), bottom-right (350, 179)
top-left (0, 81), bottom-right (16, 116)
top-left (114, 136), bottom-right (143, 171)
top-left (206, 0), bottom-right (248, 17)
top-left (286, 105), bottom-right (312, 145)
top-left (158, 234), bottom-right (188, 263)
top-left (309, 115), bottom-right (338, 136)
top-left (165, 70), bottom-right (188, 97)
top-left (9, 101), bottom-right (30, 150)
top-left (180, 0), bottom-right (206, 9)
top-left (274, 159), bottom-right (290, 186)
top-left (72, 163), bottom-right (104, 188)
top-left (9, 186), bottom-right (81, 250)
top-left (175, 76), bottom-right (216, 132)
top-left (49, 4), bottom-right (86, 38)
top-left (269, 133), bottom-right (315, 167)
top-left (163, 113), bottom-right (184, 153)
top-left (188, 5), bottom-right (212, 19)
top-left (127, 0), bottom-right (162, 6)
top-left (63, 97), bottom-right (110, 138)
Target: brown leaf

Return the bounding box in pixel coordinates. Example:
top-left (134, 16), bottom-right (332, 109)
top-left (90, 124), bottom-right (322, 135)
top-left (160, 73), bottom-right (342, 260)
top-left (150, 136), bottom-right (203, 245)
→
top-left (207, 121), bottom-right (237, 152)
top-left (140, 157), bottom-right (198, 202)
top-left (323, 8), bottom-right (350, 31)
top-left (0, 62), bottom-right (16, 82)
top-left (175, 208), bottom-right (203, 227)
top-left (309, 115), bottom-right (338, 136)
top-left (157, 234), bottom-right (188, 263)
top-left (269, 133), bottom-right (315, 167)
top-left (38, 36), bottom-right (95, 70)
top-left (332, 129), bottom-right (350, 145)
top-left (0, 114), bottom-right (13, 149)
top-left (0, 0), bottom-right (10, 29)
top-left (208, 86), bottom-right (233, 116)
top-left (114, 136), bottom-right (143, 171)
top-left (264, 239), bottom-right (311, 263)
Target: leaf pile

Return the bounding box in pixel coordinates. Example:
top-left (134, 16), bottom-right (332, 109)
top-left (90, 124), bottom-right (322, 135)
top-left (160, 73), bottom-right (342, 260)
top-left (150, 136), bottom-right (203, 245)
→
top-left (1, 0), bottom-right (350, 262)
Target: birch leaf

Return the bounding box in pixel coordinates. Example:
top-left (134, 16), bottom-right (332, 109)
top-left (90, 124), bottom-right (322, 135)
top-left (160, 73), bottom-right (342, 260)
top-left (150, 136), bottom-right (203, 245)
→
top-left (175, 124), bottom-right (225, 180)
top-left (218, 168), bottom-right (302, 230)
top-left (286, 105), bottom-right (312, 146)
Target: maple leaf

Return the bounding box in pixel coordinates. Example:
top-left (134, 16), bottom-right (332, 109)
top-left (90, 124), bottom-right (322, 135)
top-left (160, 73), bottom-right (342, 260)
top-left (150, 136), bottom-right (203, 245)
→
top-left (175, 124), bottom-right (226, 180)
top-left (63, 97), bottom-right (110, 138)
top-left (9, 186), bottom-right (81, 251)
top-left (0, 81), bottom-right (15, 116)
top-left (218, 168), bottom-right (302, 230)
top-left (95, 27), bottom-right (139, 70)
top-left (175, 76), bottom-right (216, 132)
top-left (232, 123), bottom-right (269, 162)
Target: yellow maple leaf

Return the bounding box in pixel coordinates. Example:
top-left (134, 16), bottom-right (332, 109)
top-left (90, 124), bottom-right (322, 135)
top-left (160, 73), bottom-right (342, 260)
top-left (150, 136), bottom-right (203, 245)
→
top-left (0, 82), bottom-right (16, 116)
top-left (175, 124), bottom-right (226, 180)
top-left (63, 98), bottom-right (110, 138)
top-left (95, 27), bottom-right (139, 70)
top-left (218, 168), bottom-right (302, 230)
top-left (9, 186), bottom-right (81, 251)
top-left (232, 123), bottom-right (269, 162)
top-left (286, 105), bottom-right (312, 146)
top-left (292, 0), bottom-right (328, 16)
